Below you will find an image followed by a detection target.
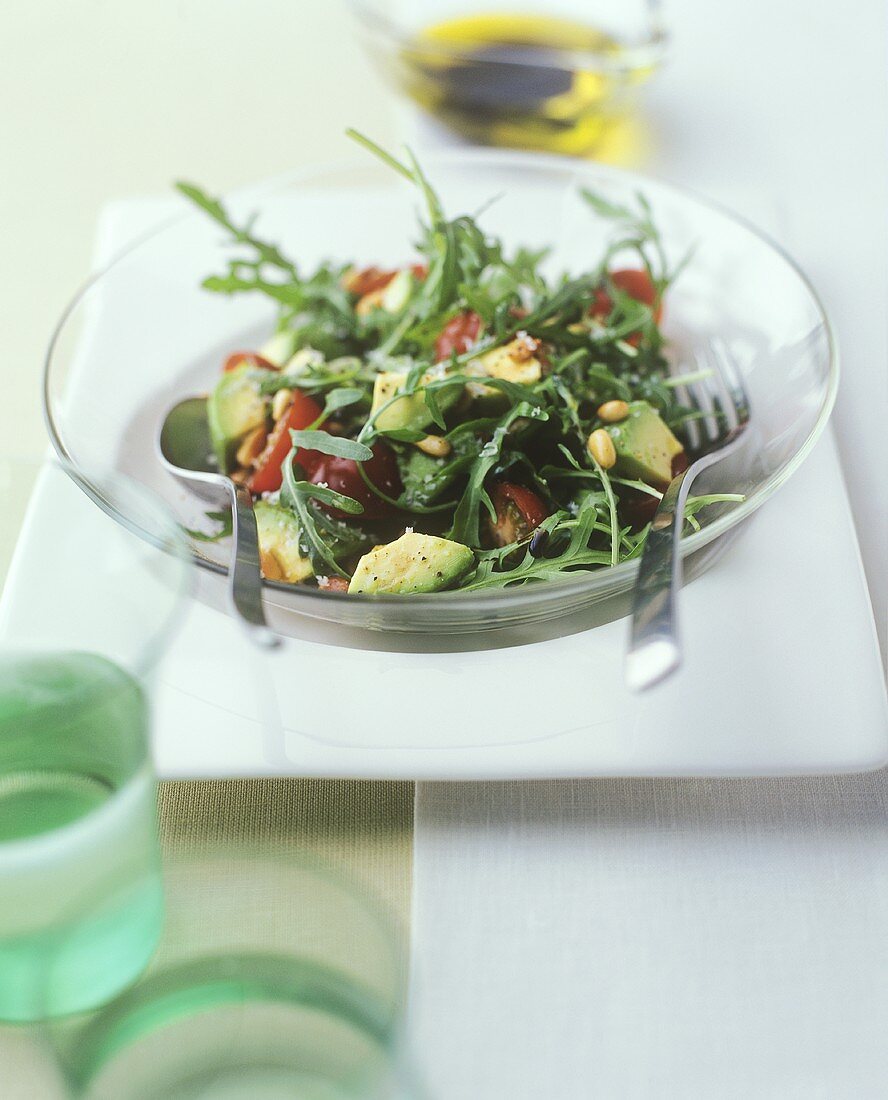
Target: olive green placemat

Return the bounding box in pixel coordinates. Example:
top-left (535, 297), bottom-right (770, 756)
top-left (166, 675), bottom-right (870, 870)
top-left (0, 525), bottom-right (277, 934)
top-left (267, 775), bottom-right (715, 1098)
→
top-left (157, 778), bottom-right (415, 920)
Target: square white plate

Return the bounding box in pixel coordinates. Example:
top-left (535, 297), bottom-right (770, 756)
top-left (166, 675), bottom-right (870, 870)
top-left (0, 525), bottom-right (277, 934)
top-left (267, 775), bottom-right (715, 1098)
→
top-left (16, 197), bottom-right (887, 779)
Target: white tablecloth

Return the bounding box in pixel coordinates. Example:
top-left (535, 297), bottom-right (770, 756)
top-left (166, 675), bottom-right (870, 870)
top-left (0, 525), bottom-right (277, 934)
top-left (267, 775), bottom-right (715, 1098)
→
top-left (408, 3), bottom-right (888, 1096)
top-left (411, 776), bottom-right (887, 1098)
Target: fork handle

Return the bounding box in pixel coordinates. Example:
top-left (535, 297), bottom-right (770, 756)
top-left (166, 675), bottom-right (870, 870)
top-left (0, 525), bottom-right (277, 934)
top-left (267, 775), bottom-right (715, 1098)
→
top-left (227, 480), bottom-right (280, 649)
top-left (625, 467), bottom-right (694, 691)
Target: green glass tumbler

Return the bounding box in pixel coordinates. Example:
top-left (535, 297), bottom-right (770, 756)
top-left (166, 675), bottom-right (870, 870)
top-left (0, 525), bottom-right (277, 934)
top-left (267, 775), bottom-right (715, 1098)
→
top-left (0, 458), bottom-right (189, 1022)
top-left (54, 856), bottom-right (419, 1098)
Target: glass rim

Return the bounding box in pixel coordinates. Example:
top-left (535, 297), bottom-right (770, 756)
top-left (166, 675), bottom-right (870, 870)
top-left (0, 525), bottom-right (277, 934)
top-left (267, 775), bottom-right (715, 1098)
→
top-left (43, 147), bottom-right (838, 618)
top-left (52, 853), bottom-right (407, 1090)
top-left (0, 454), bottom-right (192, 677)
top-left (345, 0), bottom-right (670, 71)
top-left (61, 952), bottom-right (396, 1091)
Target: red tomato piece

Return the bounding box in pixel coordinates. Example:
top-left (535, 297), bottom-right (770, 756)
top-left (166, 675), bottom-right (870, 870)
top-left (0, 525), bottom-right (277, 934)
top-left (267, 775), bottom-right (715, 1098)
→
top-left (309, 442), bottom-right (402, 520)
top-left (318, 575), bottom-right (350, 592)
top-left (223, 351), bottom-right (278, 374)
top-left (489, 481), bottom-right (549, 546)
top-left (671, 451), bottom-right (689, 479)
top-left (588, 268), bottom-right (663, 329)
top-left (435, 310), bottom-right (483, 362)
top-left (344, 264), bottom-right (428, 299)
top-left (343, 266), bottom-right (397, 298)
top-left (247, 390), bottom-right (324, 495)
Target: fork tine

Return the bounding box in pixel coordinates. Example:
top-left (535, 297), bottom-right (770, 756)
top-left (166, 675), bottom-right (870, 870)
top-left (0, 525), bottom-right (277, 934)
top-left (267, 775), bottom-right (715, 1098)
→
top-left (628, 338), bottom-right (751, 690)
top-left (710, 337), bottom-right (751, 424)
top-left (672, 349), bottom-right (703, 451)
top-left (705, 345), bottom-right (738, 432)
top-left (688, 351), bottom-right (721, 443)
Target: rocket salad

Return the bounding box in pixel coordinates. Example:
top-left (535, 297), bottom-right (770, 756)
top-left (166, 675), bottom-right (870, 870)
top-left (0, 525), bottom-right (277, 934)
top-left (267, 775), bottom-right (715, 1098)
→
top-left (176, 132), bottom-right (740, 595)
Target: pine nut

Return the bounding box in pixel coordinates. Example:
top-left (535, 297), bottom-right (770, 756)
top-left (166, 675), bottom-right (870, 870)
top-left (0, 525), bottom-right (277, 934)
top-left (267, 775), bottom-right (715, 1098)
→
top-left (597, 399), bottom-right (629, 423)
top-left (415, 434), bottom-right (452, 458)
top-left (235, 426), bottom-right (268, 467)
top-left (587, 428), bottom-right (617, 469)
top-left (271, 388), bottom-right (293, 421)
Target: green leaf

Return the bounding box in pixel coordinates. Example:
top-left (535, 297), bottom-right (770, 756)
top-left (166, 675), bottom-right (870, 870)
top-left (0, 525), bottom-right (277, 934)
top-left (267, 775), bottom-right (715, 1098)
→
top-left (345, 129), bottom-right (415, 183)
top-left (175, 182), bottom-right (297, 276)
top-left (289, 429), bottom-right (373, 462)
top-left (279, 455), bottom-right (363, 578)
top-left (579, 188), bottom-right (637, 222)
top-left (448, 402), bottom-right (546, 545)
top-left (182, 510), bottom-right (232, 543)
top-left (293, 479), bottom-right (364, 514)
top-left (380, 427), bottom-right (428, 443)
top-left (321, 387), bottom-right (365, 415)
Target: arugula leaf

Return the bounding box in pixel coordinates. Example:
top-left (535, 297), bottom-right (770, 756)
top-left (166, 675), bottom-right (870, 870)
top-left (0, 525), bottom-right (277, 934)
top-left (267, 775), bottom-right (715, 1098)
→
top-left (682, 492), bottom-right (745, 531)
top-left (398, 449), bottom-right (475, 509)
top-left (379, 427), bottom-right (428, 443)
top-left (295, 481), bottom-right (364, 514)
top-left (319, 387), bottom-right (366, 417)
top-left (448, 402), bottom-right (548, 545)
top-left (463, 498), bottom-right (616, 590)
top-left (279, 456), bottom-right (361, 577)
top-left (175, 182), bottom-right (297, 277)
top-left (289, 429), bottom-right (373, 462)
top-left (183, 510), bottom-right (232, 543)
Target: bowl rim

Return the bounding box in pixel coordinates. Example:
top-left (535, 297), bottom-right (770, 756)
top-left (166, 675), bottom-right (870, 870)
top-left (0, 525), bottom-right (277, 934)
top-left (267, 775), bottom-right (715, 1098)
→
top-left (43, 147), bottom-right (839, 613)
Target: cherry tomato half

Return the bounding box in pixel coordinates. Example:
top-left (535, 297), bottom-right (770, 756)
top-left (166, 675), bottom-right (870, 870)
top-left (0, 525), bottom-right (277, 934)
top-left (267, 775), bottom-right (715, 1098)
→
top-left (247, 390), bottom-right (324, 495)
top-left (589, 268), bottom-right (663, 329)
top-left (223, 351), bottom-right (279, 374)
top-left (435, 310), bottom-right (483, 362)
top-left (489, 481), bottom-right (549, 546)
top-left (308, 442), bottom-right (402, 520)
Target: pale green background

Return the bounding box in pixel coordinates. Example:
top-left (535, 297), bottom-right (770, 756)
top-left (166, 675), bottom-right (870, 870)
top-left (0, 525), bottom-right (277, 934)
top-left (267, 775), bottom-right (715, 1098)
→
top-left (1, 0), bottom-right (397, 458)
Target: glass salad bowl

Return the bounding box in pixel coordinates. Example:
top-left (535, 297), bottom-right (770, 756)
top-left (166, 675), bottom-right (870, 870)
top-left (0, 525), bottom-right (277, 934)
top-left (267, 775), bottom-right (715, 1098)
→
top-left (44, 150), bottom-right (836, 636)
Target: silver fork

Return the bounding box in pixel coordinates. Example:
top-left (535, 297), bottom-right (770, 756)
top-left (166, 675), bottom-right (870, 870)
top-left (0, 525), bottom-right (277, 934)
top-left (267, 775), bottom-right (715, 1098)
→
top-left (625, 340), bottom-right (751, 691)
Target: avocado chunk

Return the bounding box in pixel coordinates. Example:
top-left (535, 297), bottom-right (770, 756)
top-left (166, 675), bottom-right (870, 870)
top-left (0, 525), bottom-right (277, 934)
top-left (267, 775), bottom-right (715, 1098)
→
top-left (468, 335), bottom-right (544, 387)
top-left (257, 329), bottom-right (299, 367)
top-left (464, 335), bottom-right (544, 408)
top-left (207, 364), bottom-right (273, 472)
top-left (607, 401), bottom-right (685, 489)
top-left (380, 268), bottom-right (414, 313)
top-left (254, 500), bottom-right (313, 584)
top-left (348, 532), bottom-right (474, 594)
top-left (370, 372), bottom-right (461, 433)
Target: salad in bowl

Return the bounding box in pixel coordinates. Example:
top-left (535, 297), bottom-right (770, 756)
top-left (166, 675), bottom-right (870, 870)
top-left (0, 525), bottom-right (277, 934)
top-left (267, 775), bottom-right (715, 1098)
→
top-left (178, 133), bottom-right (737, 598)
